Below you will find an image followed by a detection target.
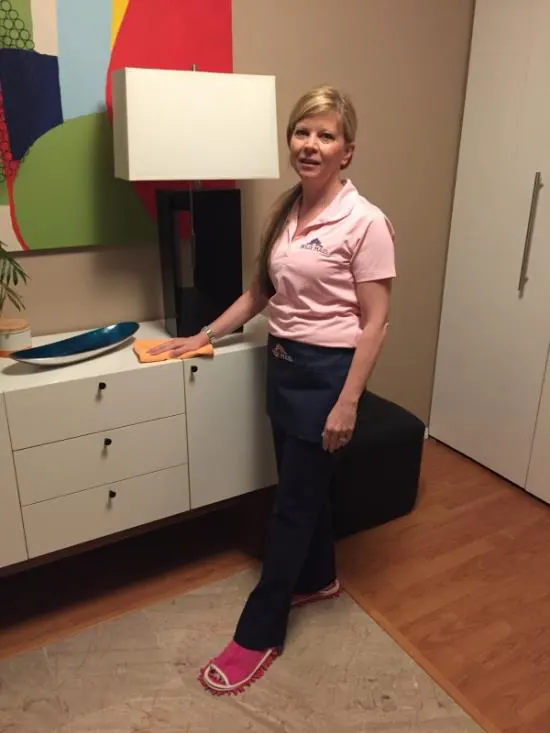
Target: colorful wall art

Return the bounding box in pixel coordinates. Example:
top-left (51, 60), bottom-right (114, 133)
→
top-left (0, 0), bottom-right (233, 251)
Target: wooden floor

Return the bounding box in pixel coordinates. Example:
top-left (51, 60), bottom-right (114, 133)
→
top-left (2, 440), bottom-right (550, 732)
top-left (339, 441), bottom-right (550, 733)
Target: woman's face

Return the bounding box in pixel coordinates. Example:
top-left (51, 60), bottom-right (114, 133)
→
top-left (289, 111), bottom-right (353, 185)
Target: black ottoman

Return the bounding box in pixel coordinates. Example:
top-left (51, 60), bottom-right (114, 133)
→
top-left (329, 391), bottom-right (425, 539)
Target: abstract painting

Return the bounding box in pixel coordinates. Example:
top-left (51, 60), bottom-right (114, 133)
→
top-left (0, 0), bottom-right (233, 251)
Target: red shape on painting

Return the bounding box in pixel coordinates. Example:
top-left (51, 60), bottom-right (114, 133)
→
top-left (0, 84), bottom-right (28, 251)
top-left (106, 0), bottom-right (234, 235)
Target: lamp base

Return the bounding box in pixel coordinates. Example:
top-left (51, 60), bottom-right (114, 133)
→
top-left (156, 187), bottom-right (244, 338)
top-left (164, 285), bottom-right (240, 339)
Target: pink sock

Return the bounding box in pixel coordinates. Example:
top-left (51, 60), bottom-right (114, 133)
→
top-left (210, 641), bottom-right (272, 685)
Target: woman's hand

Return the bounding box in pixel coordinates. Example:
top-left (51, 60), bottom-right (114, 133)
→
top-left (147, 332), bottom-right (209, 358)
top-left (322, 398), bottom-right (358, 453)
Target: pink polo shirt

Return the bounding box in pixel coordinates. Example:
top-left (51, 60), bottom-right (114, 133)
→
top-left (267, 179), bottom-right (396, 348)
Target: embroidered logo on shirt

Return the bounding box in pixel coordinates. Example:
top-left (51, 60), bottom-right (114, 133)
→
top-left (300, 237), bottom-right (330, 256)
top-left (272, 344), bottom-right (293, 362)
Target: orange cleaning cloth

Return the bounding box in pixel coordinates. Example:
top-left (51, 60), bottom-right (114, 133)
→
top-left (133, 339), bottom-right (214, 363)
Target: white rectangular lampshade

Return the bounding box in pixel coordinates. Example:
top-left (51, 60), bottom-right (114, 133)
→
top-left (111, 67), bottom-right (280, 181)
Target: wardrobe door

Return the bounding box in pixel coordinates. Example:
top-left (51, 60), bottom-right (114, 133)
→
top-left (524, 0), bottom-right (550, 504)
top-left (526, 354), bottom-right (550, 504)
top-left (429, 0), bottom-right (550, 487)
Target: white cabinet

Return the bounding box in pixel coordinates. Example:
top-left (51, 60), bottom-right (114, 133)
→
top-left (0, 395), bottom-right (27, 568)
top-left (0, 316), bottom-right (276, 569)
top-left (184, 345), bottom-right (277, 509)
top-left (430, 0), bottom-right (550, 489)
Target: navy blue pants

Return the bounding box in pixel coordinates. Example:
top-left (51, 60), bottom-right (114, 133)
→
top-left (233, 336), bottom-right (353, 651)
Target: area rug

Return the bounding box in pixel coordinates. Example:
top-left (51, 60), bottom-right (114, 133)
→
top-left (0, 569), bottom-right (482, 732)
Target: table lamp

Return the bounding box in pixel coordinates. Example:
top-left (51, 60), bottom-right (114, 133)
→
top-left (111, 67), bottom-right (280, 337)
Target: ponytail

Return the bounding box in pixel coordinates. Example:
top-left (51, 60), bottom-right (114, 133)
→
top-left (257, 184), bottom-right (302, 297)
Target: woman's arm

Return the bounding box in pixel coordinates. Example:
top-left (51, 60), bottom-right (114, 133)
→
top-left (322, 279), bottom-right (391, 452)
top-left (338, 279), bottom-right (391, 405)
top-left (148, 274), bottom-right (269, 356)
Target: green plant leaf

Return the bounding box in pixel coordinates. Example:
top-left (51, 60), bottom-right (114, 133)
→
top-left (0, 240), bottom-right (29, 314)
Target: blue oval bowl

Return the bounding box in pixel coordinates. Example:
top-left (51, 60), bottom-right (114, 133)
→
top-left (11, 321), bottom-right (139, 362)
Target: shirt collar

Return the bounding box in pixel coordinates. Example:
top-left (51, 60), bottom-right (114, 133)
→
top-left (287, 179), bottom-right (358, 239)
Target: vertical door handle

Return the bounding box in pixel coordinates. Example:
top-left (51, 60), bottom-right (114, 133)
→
top-left (518, 172), bottom-right (544, 298)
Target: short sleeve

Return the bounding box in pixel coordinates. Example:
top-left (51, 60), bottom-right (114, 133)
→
top-left (351, 216), bottom-right (396, 283)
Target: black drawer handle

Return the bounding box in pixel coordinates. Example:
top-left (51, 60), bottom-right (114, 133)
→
top-left (104, 437), bottom-right (112, 446)
top-left (190, 365), bottom-right (198, 373)
top-left (109, 489), bottom-right (117, 499)
top-left (98, 381), bottom-right (107, 391)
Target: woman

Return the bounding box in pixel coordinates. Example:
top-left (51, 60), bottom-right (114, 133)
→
top-left (149, 85), bottom-right (396, 695)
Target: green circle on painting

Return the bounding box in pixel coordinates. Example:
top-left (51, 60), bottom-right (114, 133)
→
top-left (13, 113), bottom-right (156, 250)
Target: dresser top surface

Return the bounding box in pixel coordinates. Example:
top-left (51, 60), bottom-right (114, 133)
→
top-left (0, 316), bottom-right (268, 394)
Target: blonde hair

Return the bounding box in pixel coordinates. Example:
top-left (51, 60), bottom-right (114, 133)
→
top-left (257, 85), bottom-right (358, 295)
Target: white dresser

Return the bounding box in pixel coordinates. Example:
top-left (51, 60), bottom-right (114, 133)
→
top-left (0, 316), bottom-right (277, 569)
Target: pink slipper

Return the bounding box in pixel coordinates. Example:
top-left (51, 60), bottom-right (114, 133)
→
top-left (198, 641), bottom-right (279, 696)
top-left (291, 578), bottom-right (341, 608)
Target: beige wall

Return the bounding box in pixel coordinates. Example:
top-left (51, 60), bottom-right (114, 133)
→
top-left (5, 0), bottom-right (474, 423)
top-left (6, 242), bottom-right (163, 336)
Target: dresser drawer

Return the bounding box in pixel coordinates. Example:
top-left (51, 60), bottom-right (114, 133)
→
top-left (15, 414), bottom-right (188, 506)
top-left (22, 464), bottom-right (190, 558)
top-left (5, 363), bottom-right (185, 449)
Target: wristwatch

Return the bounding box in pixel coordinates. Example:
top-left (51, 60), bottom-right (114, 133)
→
top-left (201, 326), bottom-right (217, 345)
